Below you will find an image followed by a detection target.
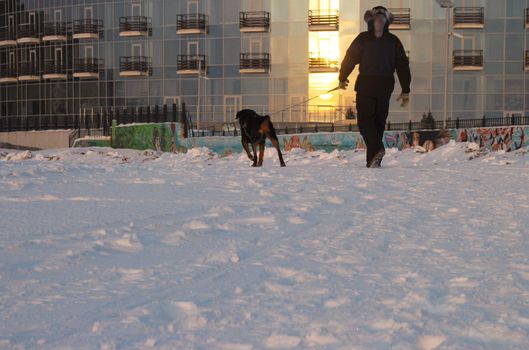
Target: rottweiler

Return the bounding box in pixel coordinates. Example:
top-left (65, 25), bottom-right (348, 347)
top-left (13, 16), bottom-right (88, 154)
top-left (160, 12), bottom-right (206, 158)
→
top-left (236, 109), bottom-right (286, 167)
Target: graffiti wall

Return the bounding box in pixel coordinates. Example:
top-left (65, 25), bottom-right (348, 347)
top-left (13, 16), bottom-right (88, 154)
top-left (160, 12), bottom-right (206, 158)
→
top-left (112, 123), bottom-right (182, 152)
top-left (110, 123), bottom-right (529, 155)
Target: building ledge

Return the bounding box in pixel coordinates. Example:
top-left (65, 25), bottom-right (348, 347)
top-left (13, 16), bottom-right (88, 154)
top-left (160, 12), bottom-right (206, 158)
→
top-left (239, 68), bottom-right (269, 74)
top-left (453, 66), bottom-right (483, 71)
top-left (0, 40), bottom-right (17, 47)
top-left (42, 35), bottom-right (67, 42)
top-left (240, 27), bottom-right (268, 33)
top-left (389, 23), bottom-right (411, 30)
top-left (73, 33), bottom-right (100, 40)
top-left (176, 28), bottom-right (207, 35)
top-left (119, 31), bottom-right (149, 37)
top-left (176, 69), bottom-right (203, 75)
top-left (18, 75), bottom-right (40, 81)
top-left (73, 72), bottom-right (100, 79)
top-left (0, 77), bottom-right (17, 83)
top-left (453, 23), bottom-right (484, 29)
top-left (16, 37), bottom-right (40, 44)
top-left (43, 73), bottom-right (67, 80)
top-left (119, 70), bottom-right (149, 77)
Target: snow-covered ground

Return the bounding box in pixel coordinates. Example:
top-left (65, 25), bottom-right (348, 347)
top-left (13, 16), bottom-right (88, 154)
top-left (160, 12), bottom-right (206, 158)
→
top-left (1, 142), bottom-right (529, 349)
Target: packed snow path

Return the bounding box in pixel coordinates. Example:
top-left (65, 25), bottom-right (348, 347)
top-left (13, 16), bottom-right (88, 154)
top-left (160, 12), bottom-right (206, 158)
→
top-left (1, 143), bottom-right (529, 349)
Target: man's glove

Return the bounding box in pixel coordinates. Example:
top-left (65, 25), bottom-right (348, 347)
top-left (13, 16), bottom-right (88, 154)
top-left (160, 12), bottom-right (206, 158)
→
top-left (396, 93), bottom-right (410, 108)
top-left (339, 79), bottom-right (349, 90)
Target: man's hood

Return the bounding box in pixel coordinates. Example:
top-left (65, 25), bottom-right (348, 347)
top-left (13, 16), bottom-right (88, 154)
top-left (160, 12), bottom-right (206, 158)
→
top-left (364, 6), bottom-right (394, 32)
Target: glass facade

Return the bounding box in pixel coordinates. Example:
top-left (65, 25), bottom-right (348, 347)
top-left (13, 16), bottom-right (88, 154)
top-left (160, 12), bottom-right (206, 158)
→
top-left (0, 0), bottom-right (528, 126)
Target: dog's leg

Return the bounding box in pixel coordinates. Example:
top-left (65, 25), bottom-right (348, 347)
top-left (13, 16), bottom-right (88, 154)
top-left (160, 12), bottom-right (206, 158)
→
top-left (257, 142), bottom-right (265, 167)
top-left (242, 141), bottom-right (253, 160)
top-left (269, 135), bottom-right (286, 167)
top-left (251, 143), bottom-right (258, 167)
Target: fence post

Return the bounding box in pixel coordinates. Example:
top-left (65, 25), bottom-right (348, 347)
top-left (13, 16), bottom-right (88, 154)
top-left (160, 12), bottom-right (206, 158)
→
top-left (116, 108), bottom-right (121, 125)
top-left (456, 117), bottom-right (460, 129)
top-left (212, 126), bottom-right (215, 136)
top-left (482, 115), bottom-right (486, 127)
top-left (163, 104), bottom-right (168, 122)
top-left (172, 103), bottom-right (177, 123)
top-left (144, 106), bottom-right (149, 123)
top-left (408, 120), bottom-right (412, 131)
top-left (511, 114), bottom-right (515, 126)
top-left (315, 124), bottom-right (319, 132)
top-left (349, 123), bottom-right (352, 132)
top-left (299, 125), bottom-right (303, 134)
top-left (387, 121), bottom-right (391, 131)
top-left (181, 103), bottom-right (188, 138)
top-left (154, 105), bottom-right (159, 123)
top-left (330, 124), bottom-right (334, 132)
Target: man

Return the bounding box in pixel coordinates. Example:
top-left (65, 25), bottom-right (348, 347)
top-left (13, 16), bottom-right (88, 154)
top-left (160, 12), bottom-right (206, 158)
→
top-left (339, 6), bottom-right (411, 168)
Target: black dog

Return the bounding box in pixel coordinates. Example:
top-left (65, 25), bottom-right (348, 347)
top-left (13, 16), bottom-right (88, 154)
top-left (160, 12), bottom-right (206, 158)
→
top-left (236, 109), bottom-right (286, 167)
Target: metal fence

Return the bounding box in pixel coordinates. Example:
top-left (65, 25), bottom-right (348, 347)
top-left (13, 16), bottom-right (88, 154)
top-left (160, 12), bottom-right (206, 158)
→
top-left (2, 104), bottom-right (529, 142)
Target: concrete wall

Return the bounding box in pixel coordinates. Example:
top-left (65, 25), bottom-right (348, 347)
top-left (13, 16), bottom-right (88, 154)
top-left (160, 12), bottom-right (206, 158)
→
top-left (0, 129), bottom-right (74, 150)
top-left (110, 122), bottom-right (529, 155)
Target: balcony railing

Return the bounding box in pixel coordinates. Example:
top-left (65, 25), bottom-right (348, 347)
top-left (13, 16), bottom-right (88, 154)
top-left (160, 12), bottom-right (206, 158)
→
top-left (308, 10), bottom-right (339, 31)
top-left (43, 60), bottom-right (67, 79)
top-left (389, 8), bottom-right (411, 30)
top-left (73, 19), bottom-right (103, 39)
top-left (73, 58), bottom-right (103, 78)
top-left (119, 56), bottom-right (152, 76)
top-left (17, 23), bottom-right (40, 44)
top-left (309, 56), bottom-right (339, 72)
top-left (176, 14), bottom-right (208, 34)
top-left (453, 50), bottom-right (483, 70)
top-left (18, 61), bottom-right (40, 81)
top-left (240, 53), bottom-right (270, 73)
top-left (0, 64), bottom-right (17, 83)
top-left (239, 12), bottom-right (270, 32)
top-left (176, 55), bottom-right (207, 74)
top-left (0, 27), bottom-right (17, 46)
top-left (454, 7), bottom-right (484, 29)
top-left (119, 16), bottom-right (152, 37)
top-left (42, 22), bottom-right (68, 41)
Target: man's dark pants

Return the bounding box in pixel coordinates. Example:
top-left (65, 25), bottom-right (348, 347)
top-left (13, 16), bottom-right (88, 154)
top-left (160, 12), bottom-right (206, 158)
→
top-left (356, 93), bottom-right (390, 165)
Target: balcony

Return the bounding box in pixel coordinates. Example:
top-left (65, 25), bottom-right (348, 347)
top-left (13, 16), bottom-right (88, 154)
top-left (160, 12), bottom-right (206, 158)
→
top-left (119, 16), bottom-right (152, 37)
top-left (73, 19), bottom-right (103, 39)
top-left (308, 10), bottom-right (339, 31)
top-left (0, 27), bottom-right (17, 47)
top-left (176, 14), bottom-right (208, 34)
top-left (43, 60), bottom-right (67, 80)
top-left (453, 50), bottom-right (483, 71)
top-left (0, 65), bottom-right (17, 83)
top-left (389, 8), bottom-right (411, 30)
top-left (18, 62), bottom-right (40, 81)
top-left (176, 55), bottom-right (207, 75)
top-left (239, 12), bottom-right (270, 33)
top-left (240, 53), bottom-right (270, 73)
top-left (73, 58), bottom-right (103, 78)
top-left (119, 56), bottom-right (152, 77)
top-left (17, 24), bottom-right (40, 44)
top-left (309, 56), bottom-right (339, 73)
top-left (42, 22), bottom-right (67, 41)
top-left (453, 7), bottom-right (484, 29)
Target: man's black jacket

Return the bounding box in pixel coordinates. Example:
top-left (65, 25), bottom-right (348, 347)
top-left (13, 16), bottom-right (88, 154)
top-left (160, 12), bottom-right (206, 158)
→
top-left (339, 21), bottom-right (411, 97)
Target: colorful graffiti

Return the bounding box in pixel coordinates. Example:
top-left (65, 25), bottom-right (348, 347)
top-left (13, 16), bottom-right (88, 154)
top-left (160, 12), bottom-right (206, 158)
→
top-left (383, 129), bottom-right (456, 152)
top-left (458, 127), bottom-right (526, 152)
top-left (110, 123), bottom-right (529, 155)
top-left (112, 123), bottom-right (181, 152)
